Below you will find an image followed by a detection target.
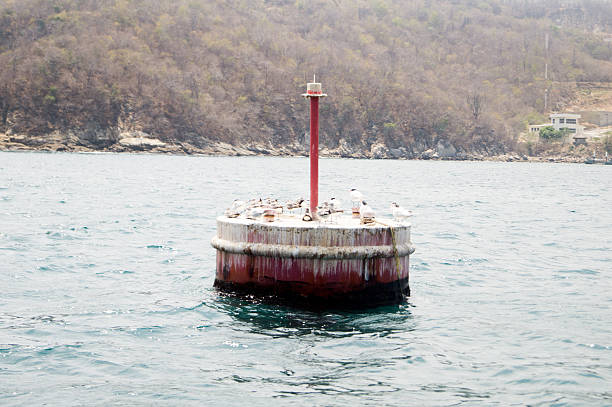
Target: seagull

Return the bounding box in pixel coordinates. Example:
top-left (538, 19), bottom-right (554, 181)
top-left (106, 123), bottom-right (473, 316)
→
top-left (360, 200), bottom-right (375, 224)
top-left (329, 197), bottom-right (342, 213)
top-left (225, 199), bottom-right (246, 218)
top-left (317, 201), bottom-right (332, 221)
top-left (262, 197), bottom-right (282, 210)
top-left (245, 206), bottom-right (265, 220)
top-left (326, 197), bottom-right (343, 223)
top-left (286, 198), bottom-right (305, 216)
top-left (302, 207), bottom-right (313, 221)
top-left (244, 198), bottom-right (263, 209)
top-left (350, 189), bottom-right (363, 217)
top-left (300, 199), bottom-right (309, 215)
top-left (350, 188), bottom-right (363, 203)
top-left (391, 202), bottom-right (412, 222)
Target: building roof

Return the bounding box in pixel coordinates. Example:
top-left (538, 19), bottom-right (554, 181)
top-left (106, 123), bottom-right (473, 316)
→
top-left (550, 113), bottom-right (581, 119)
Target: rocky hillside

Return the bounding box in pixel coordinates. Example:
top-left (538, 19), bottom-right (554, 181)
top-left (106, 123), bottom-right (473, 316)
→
top-left (1, 0), bottom-right (612, 158)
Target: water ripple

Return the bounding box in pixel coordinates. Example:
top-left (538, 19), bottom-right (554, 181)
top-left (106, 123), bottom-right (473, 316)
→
top-left (1, 153), bottom-right (611, 406)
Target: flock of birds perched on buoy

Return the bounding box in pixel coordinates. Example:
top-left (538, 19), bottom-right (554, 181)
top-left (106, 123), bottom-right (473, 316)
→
top-left (224, 188), bottom-right (412, 225)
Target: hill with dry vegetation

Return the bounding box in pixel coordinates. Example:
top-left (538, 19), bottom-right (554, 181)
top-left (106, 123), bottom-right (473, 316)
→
top-left (1, 0), bottom-right (612, 157)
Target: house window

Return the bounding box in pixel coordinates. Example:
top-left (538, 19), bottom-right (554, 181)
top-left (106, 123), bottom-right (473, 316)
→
top-left (566, 119), bottom-right (577, 124)
top-left (569, 128), bottom-right (576, 133)
top-left (559, 118), bottom-right (565, 123)
top-left (552, 118), bottom-right (555, 124)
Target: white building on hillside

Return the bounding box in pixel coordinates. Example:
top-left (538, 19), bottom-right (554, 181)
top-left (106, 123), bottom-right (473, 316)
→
top-left (529, 113), bottom-right (584, 142)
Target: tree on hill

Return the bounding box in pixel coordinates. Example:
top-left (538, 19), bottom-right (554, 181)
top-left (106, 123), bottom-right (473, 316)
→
top-left (539, 126), bottom-right (570, 141)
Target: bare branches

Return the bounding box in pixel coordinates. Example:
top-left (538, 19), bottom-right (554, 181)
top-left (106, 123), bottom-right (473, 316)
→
top-left (466, 92), bottom-right (486, 123)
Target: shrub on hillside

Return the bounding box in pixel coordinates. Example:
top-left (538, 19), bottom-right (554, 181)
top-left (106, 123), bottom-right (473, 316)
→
top-left (603, 135), bottom-right (612, 154)
top-left (539, 126), bottom-right (569, 141)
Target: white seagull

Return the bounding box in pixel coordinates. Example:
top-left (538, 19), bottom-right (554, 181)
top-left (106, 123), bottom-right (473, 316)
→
top-left (245, 206), bottom-right (265, 220)
top-left (350, 188), bottom-right (363, 203)
top-left (329, 197), bottom-right (342, 213)
top-left (225, 199), bottom-right (246, 218)
top-left (350, 188), bottom-right (363, 217)
top-left (317, 202), bottom-right (332, 221)
top-left (286, 197), bottom-right (304, 216)
top-left (391, 202), bottom-right (412, 222)
top-left (360, 200), bottom-right (375, 224)
top-left (286, 198), bottom-right (304, 210)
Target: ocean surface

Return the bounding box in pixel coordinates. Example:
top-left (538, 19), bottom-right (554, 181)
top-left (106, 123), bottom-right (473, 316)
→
top-left (0, 151), bottom-right (611, 406)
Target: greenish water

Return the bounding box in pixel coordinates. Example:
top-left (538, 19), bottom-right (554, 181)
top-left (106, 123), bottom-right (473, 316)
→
top-left (1, 152), bottom-right (611, 406)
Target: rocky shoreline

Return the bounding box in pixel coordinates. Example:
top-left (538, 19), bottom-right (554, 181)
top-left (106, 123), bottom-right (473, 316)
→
top-left (0, 131), bottom-right (605, 164)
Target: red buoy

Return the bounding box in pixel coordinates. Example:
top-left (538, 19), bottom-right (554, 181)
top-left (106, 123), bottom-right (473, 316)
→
top-left (212, 79), bottom-right (414, 308)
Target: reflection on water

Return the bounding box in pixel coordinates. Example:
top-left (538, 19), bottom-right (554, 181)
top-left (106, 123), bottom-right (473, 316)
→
top-left (213, 291), bottom-right (416, 339)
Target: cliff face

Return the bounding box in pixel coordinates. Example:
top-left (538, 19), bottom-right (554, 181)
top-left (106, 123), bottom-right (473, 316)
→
top-left (1, 0), bottom-right (611, 156)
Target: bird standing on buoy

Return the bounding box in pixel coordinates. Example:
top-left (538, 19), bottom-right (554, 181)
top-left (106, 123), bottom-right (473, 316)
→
top-left (391, 202), bottom-right (413, 223)
top-left (329, 197), bottom-right (342, 213)
top-left (327, 197), bottom-right (343, 222)
top-left (360, 201), bottom-right (375, 224)
top-left (225, 199), bottom-right (246, 218)
top-left (286, 198), bottom-right (304, 215)
top-left (317, 201), bottom-right (332, 221)
top-left (350, 188), bottom-right (363, 203)
top-left (245, 206), bottom-right (265, 220)
top-left (302, 207), bottom-right (313, 221)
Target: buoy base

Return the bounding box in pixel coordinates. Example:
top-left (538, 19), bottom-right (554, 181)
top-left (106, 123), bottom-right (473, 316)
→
top-left (211, 215), bottom-right (414, 310)
top-left (214, 277), bottom-right (410, 309)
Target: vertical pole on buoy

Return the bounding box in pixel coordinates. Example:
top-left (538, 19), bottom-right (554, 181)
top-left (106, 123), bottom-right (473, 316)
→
top-left (302, 76), bottom-right (327, 216)
top-left (310, 94), bottom-right (319, 215)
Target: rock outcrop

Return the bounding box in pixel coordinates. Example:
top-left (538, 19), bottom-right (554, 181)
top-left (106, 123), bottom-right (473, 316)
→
top-left (370, 143), bottom-right (389, 159)
top-left (118, 134), bottom-right (166, 150)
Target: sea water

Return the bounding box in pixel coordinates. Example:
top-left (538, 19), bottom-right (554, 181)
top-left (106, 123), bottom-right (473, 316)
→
top-left (1, 152), bottom-right (610, 406)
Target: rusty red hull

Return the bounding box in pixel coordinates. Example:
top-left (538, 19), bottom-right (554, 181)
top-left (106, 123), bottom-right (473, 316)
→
top-left (212, 217), bottom-right (414, 308)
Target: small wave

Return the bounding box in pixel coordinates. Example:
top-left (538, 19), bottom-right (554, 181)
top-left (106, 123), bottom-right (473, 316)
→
top-left (95, 269), bottom-right (135, 276)
top-left (146, 244), bottom-right (174, 250)
top-left (45, 231), bottom-right (84, 241)
top-left (435, 232), bottom-right (459, 239)
top-left (557, 268), bottom-right (599, 275)
top-left (440, 257), bottom-right (489, 265)
top-left (421, 384), bottom-right (491, 399)
top-left (578, 343), bottom-right (611, 351)
top-left (493, 368), bottom-right (514, 377)
top-left (126, 326), bottom-right (167, 337)
top-left (165, 212), bottom-right (191, 218)
top-left (412, 261), bottom-right (430, 271)
top-left (76, 263), bottom-right (96, 268)
top-left (579, 371), bottom-right (604, 379)
top-left (545, 378), bottom-right (579, 385)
